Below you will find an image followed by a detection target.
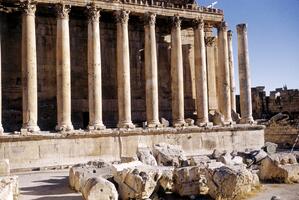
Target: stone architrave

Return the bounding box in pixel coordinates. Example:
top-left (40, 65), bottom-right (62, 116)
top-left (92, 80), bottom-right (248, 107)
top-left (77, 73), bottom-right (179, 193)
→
top-left (0, 13), bottom-right (3, 134)
top-left (55, 4), bottom-right (74, 131)
top-left (217, 22), bottom-right (232, 124)
top-left (144, 13), bottom-right (161, 128)
top-left (193, 18), bottom-right (211, 126)
top-left (21, 0), bottom-right (40, 132)
top-left (115, 10), bottom-right (135, 129)
top-left (171, 15), bottom-right (185, 127)
top-left (87, 4), bottom-right (105, 130)
top-left (227, 30), bottom-right (236, 112)
top-left (237, 24), bottom-right (254, 124)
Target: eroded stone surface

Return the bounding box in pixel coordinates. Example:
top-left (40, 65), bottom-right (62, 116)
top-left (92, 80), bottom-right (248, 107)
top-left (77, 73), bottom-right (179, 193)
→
top-left (137, 147), bottom-right (158, 166)
top-left (153, 143), bottom-right (187, 167)
top-left (0, 176), bottom-right (19, 200)
top-left (0, 159), bottom-right (10, 176)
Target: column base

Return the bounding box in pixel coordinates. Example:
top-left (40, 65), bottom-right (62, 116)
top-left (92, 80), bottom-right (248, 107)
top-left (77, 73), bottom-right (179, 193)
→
top-left (55, 123), bottom-right (74, 132)
top-left (240, 117), bottom-right (255, 125)
top-left (196, 120), bottom-right (213, 127)
top-left (117, 121), bottom-right (135, 129)
top-left (173, 119), bottom-right (187, 128)
top-left (88, 123), bottom-right (106, 131)
top-left (147, 120), bottom-right (162, 128)
top-left (21, 124), bottom-right (40, 133)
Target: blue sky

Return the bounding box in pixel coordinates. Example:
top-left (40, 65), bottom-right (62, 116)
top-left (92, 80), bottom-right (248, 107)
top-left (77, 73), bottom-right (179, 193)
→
top-left (200, 0), bottom-right (299, 94)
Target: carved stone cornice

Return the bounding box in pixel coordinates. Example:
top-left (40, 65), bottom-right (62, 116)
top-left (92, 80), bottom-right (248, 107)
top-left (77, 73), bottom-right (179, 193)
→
top-left (192, 17), bottom-right (204, 30)
top-left (205, 36), bottom-right (216, 47)
top-left (86, 3), bottom-right (100, 22)
top-left (144, 12), bottom-right (156, 26)
top-left (115, 10), bottom-right (130, 25)
top-left (237, 23), bottom-right (247, 34)
top-left (55, 4), bottom-right (71, 19)
top-left (21, 0), bottom-right (36, 16)
top-left (172, 14), bottom-right (181, 29)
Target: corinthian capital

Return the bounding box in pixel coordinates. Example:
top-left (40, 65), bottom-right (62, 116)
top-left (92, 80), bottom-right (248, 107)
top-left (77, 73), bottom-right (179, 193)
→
top-left (21, 0), bottom-right (36, 16)
top-left (56, 4), bottom-right (71, 19)
top-left (115, 10), bottom-right (130, 24)
top-left (192, 17), bottom-right (204, 30)
top-left (144, 12), bottom-right (156, 26)
top-left (218, 21), bottom-right (228, 31)
top-left (172, 14), bottom-right (181, 28)
top-left (227, 30), bottom-right (233, 39)
top-left (237, 23), bottom-right (247, 34)
top-left (86, 3), bottom-right (100, 22)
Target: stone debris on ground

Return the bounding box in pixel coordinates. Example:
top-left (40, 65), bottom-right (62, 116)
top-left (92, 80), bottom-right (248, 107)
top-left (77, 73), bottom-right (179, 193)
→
top-left (153, 143), bottom-right (187, 167)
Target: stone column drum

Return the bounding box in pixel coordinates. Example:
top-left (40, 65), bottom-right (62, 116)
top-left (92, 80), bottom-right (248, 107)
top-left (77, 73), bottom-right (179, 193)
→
top-left (227, 30), bottom-right (236, 112)
top-left (193, 19), bottom-right (211, 126)
top-left (144, 13), bottom-right (161, 128)
top-left (115, 10), bottom-right (135, 129)
top-left (171, 15), bottom-right (185, 127)
top-left (55, 4), bottom-right (74, 131)
top-left (87, 5), bottom-right (105, 130)
top-left (21, 1), bottom-right (40, 132)
top-left (237, 24), bottom-right (254, 124)
top-left (0, 13), bottom-right (4, 134)
top-left (217, 22), bottom-right (232, 124)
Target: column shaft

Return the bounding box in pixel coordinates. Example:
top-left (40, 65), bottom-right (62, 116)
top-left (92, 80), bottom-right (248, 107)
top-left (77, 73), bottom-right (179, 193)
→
top-left (171, 15), bottom-right (185, 127)
top-left (21, 1), bottom-right (40, 132)
top-left (0, 13), bottom-right (3, 133)
top-left (56, 4), bottom-right (73, 131)
top-left (237, 24), bottom-right (254, 124)
top-left (217, 22), bottom-right (232, 124)
top-left (193, 19), bottom-right (210, 126)
top-left (87, 6), bottom-right (105, 130)
top-left (227, 30), bottom-right (236, 112)
top-left (116, 10), bottom-right (135, 128)
top-left (144, 13), bottom-right (160, 127)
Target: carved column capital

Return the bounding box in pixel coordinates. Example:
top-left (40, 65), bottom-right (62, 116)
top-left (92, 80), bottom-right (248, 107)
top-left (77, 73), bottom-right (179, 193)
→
top-left (237, 23), bottom-right (247, 34)
top-left (227, 30), bottom-right (233, 39)
top-left (172, 14), bottom-right (181, 28)
top-left (192, 17), bottom-right (204, 30)
top-left (21, 0), bottom-right (36, 16)
top-left (218, 21), bottom-right (228, 31)
top-left (144, 12), bottom-right (156, 26)
top-left (205, 36), bottom-right (216, 47)
top-left (86, 3), bottom-right (100, 22)
top-left (55, 4), bottom-right (71, 19)
top-left (115, 10), bottom-right (130, 24)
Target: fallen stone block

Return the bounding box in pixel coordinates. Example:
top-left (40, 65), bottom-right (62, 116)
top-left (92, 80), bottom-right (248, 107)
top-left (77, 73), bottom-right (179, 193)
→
top-left (189, 155), bottom-right (212, 166)
top-left (157, 166), bottom-right (174, 193)
top-left (237, 149), bottom-right (268, 167)
top-left (82, 177), bottom-right (118, 200)
top-left (262, 142), bottom-right (278, 155)
top-left (211, 149), bottom-right (226, 159)
top-left (0, 159), bottom-right (10, 176)
top-left (137, 147), bottom-right (158, 166)
top-left (271, 153), bottom-right (297, 165)
top-left (0, 176), bottom-right (19, 200)
top-left (153, 143), bottom-right (187, 167)
top-left (218, 153), bottom-right (244, 166)
top-left (161, 118), bottom-right (169, 127)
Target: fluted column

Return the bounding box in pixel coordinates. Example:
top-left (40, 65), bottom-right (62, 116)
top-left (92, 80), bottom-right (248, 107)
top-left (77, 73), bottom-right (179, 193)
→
top-left (21, 1), bottom-right (40, 132)
top-left (227, 30), bottom-right (236, 112)
top-left (87, 5), bottom-right (105, 130)
top-left (0, 13), bottom-right (4, 134)
top-left (193, 19), bottom-right (211, 126)
top-left (217, 22), bottom-right (232, 124)
top-left (144, 13), bottom-right (161, 128)
top-left (171, 15), bottom-right (185, 127)
top-left (237, 24), bottom-right (254, 124)
top-left (115, 10), bottom-right (135, 129)
top-left (55, 4), bottom-right (73, 131)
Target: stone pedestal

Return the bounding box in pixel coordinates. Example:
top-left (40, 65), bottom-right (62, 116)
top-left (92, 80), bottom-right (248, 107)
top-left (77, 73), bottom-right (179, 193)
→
top-left (115, 10), bottom-right (135, 129)
top-left (227, 30), bottom-right (236, 112)
top-left (87, 5), bottom-right (105, 130)
top-left (217, 22), bottom-right (232, 124)
top-left (0, 13), bottom-right (3, 134)
top-left (21, 1), bottom-right (40, 132)
top-left (237, 24), bottom-right (254, 124)
top-left (55, 4), bottom-right (74, 131)
top-left (144, 13), bottom-right (161, 128)
top-left (171, 15), bottom-right (185, 127)
top-left (193, 19), bottom-right (211, 126)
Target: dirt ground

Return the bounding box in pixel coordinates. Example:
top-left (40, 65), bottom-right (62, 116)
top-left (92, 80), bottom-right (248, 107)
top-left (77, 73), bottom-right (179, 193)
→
top-left (15, 170), bottom-right (299, 200)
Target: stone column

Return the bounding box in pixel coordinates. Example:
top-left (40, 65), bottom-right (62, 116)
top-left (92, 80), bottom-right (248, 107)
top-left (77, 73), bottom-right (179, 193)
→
top-left (87, 5), bottom-right (105, 130)
top-left (115, 10), bottom-right (135, 129)
top-left (144, 13), bottom-right (161, 128)
top-left (237, 24), bottom-right (254, 124)
top-left (21, 1), bottom-right (40, 132)
top-left (205, 24), bottom-right (218, 113)
top-left (217, 22), bottom-right (232, 124)
top-left (171, 15), bottom-right (185, 127)
top-left (193, 19), bottom-right (211, 126)
top-left (0, 13), bottom-right (4, 134)
top-left (55, 4), bottom-right (73, 131)
top-left (227, 30), bottom-right (236, 112)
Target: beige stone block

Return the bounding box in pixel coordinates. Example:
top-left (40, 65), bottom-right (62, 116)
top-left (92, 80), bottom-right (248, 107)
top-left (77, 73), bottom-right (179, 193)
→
top-left (0, 159), bottom-right (10, 176)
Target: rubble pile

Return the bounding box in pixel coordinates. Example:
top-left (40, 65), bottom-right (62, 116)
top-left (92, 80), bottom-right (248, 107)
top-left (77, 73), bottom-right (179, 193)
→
top-left (68, 143), bottom-right (299, 200)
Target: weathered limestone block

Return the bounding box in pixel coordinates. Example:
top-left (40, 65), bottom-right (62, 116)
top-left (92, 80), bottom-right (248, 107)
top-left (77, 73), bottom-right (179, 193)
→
top-left (211, 149), bottom-right (226, 159)
top-left (137, 147), bottom-right (157, 166)
top-left (81, 177), bottom-right (118, 200)
top-left (0, 176), bottom-right (19, 200)
top-left (0, 159), bottom-right (10, 176)
top-left (270, 153), bottom-right (297, 165)
top-left (189, 155), bottom-right (212, 166)
top-left (205, 165), bottom-right (259, 200)
top-left (121, 156), bottom-right (138, 163)
top-left (262, 142), bottom-right (278, 155)
top-left (258, 155), bottom-right (299, 183)
top-left (218, 153), bottom-right (244, 166)
top-left (153, 143), bottom-right (187, 167)
top-left (237, 149), bottom-right (268, 166)
top-left (157, 166), bottom-right (174, 193)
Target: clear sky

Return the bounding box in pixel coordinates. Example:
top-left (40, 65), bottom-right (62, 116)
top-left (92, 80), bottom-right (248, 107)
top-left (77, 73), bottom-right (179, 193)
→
top-left (200, 0), bottom-right (299, 94)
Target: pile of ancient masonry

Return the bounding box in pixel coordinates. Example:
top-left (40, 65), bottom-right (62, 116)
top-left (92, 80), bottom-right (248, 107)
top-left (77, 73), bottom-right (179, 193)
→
top-left (0, 159), bottom-right (19, 200)
top-left (69, 143), bottom-right (299, 200)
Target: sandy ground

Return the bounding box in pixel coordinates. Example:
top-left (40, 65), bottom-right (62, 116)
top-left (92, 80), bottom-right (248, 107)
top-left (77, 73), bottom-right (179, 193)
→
top-left (15, 170), bottom-right (299, 200)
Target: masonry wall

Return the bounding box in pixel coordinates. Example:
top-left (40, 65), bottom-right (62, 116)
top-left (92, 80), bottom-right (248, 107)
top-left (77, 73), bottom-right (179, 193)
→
top-left (1, 10), bottom-right (196, 131)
